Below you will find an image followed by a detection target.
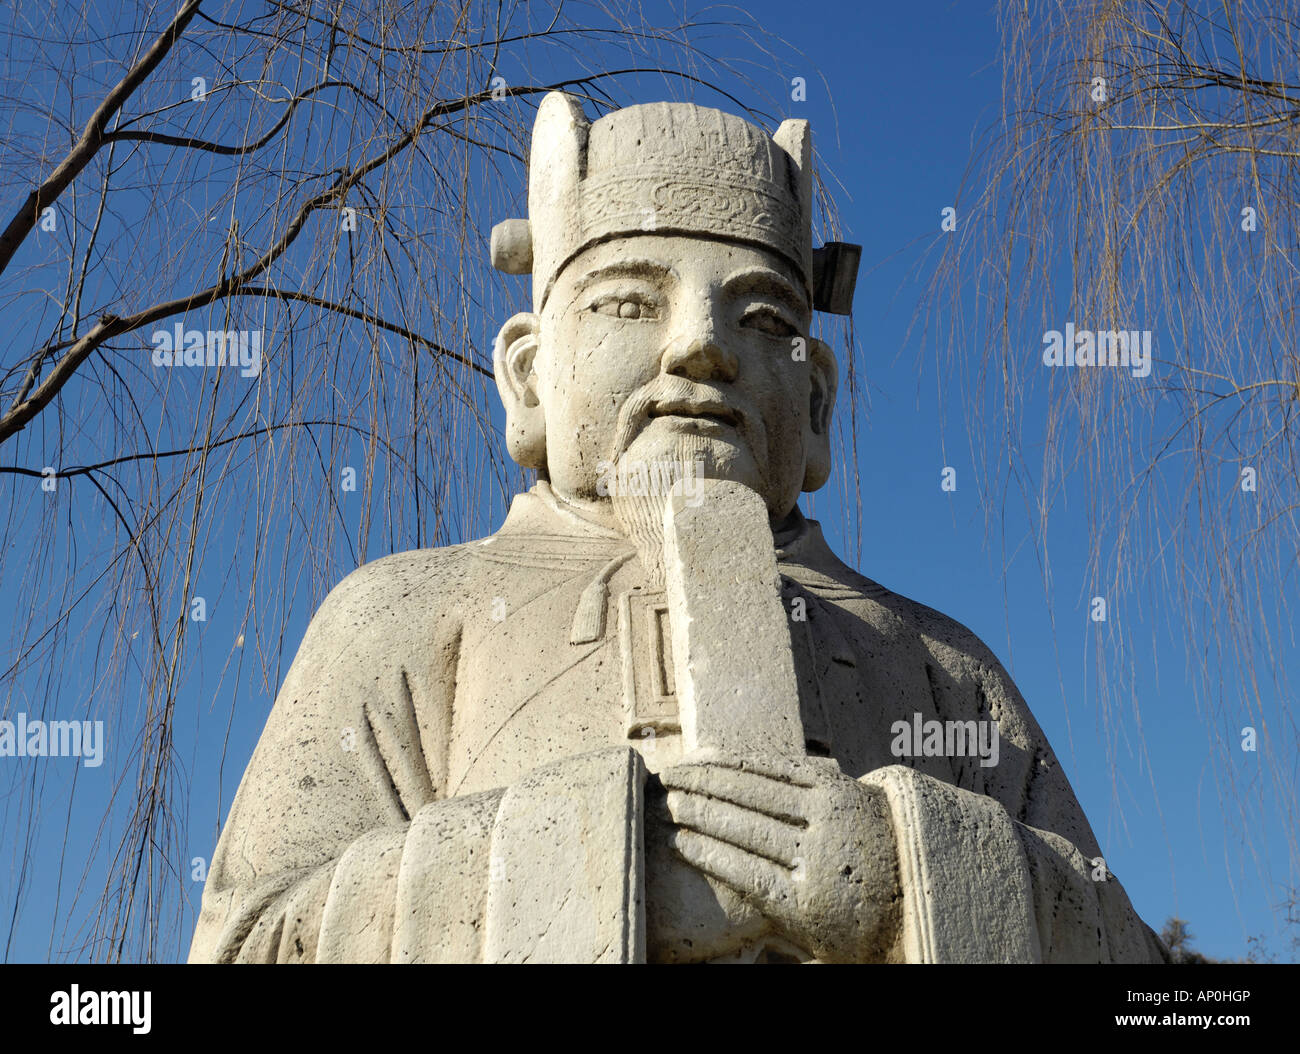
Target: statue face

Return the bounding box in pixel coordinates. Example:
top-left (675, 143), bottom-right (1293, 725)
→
top-left (528, 234), bottom-right (822, 518)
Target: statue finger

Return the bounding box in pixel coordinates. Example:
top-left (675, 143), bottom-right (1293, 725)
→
top-left (658, 764), bottom-right (807, 823)
top-left (679, 752), bottom-right (821, 788)
top-left (668, 828), bottom-right (793, 907)
top-left (666, 789), bottom-right (801, 867)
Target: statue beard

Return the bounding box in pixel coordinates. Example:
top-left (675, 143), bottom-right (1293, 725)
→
top-left (608, 434), bottom-right (715, 589)
top-left (606, 385), bottom-right (763, 589)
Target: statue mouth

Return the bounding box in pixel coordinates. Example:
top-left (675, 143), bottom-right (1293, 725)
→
top-left (647, 399), bottom-right (741, 429)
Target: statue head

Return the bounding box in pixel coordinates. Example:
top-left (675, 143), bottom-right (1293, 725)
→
top-left (491, 93), bottom-right (858, 522)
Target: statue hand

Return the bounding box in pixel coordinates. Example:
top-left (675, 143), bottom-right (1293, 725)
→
top-left (644, 774), bottom-right (774, 961)
top-left (659, 754), bottom-right (901, 963)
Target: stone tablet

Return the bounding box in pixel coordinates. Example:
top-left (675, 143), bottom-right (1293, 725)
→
top-left (664, 478), bottom-right (804, 758)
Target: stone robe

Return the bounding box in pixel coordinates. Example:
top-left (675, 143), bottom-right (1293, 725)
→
top-left (189, 482), bottom-right (1167, 963)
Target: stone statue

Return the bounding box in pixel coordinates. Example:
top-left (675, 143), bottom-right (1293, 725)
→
top-left (189, 94), bottom-right (1167, 964)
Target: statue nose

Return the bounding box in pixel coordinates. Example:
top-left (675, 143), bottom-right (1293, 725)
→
top-left (661, 321), bottom-right (738, 382)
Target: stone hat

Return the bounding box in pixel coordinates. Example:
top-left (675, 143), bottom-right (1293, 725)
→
top-left (490, 92), bottom-right (859, 315)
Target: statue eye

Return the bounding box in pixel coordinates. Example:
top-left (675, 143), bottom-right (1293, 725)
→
top-left (740, 307), bottom-right (798, 338)
top-left (591, 295), bottom-right (659, 321)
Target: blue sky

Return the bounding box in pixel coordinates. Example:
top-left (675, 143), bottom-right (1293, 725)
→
top-left (0, 0), bottom-right (1293, 962)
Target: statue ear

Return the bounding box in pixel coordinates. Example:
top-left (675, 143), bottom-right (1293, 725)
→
top-left (802, 337), bottom-right (838, 492)
top-left (493, 312), bottom-right (547, 470)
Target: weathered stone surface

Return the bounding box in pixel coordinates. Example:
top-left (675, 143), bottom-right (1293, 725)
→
top-left (189, 92), bottom-right (1167, 965)
top-left (484, 748), bottom-right (645, 963)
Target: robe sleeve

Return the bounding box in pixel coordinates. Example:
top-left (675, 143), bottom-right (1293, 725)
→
top-left (864, 621), bottom-right (1168, 963)
top-left (188, 551), bottom-right (490, 963)
top-left (971, 649), bottom-right (1168, 963)
top-left (189, 551), bottom-right (647, 964)
top-left (860, 765), bottom-right (1166, 962)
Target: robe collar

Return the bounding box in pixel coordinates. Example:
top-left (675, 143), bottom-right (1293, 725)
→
top-left (483, 480), bottom-right (821, 563)
top-left (474, 481), bottom-right (839, 645)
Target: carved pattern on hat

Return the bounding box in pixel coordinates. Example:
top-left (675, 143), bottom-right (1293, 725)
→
top-left (575, 169), bottom-right (803, 271)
